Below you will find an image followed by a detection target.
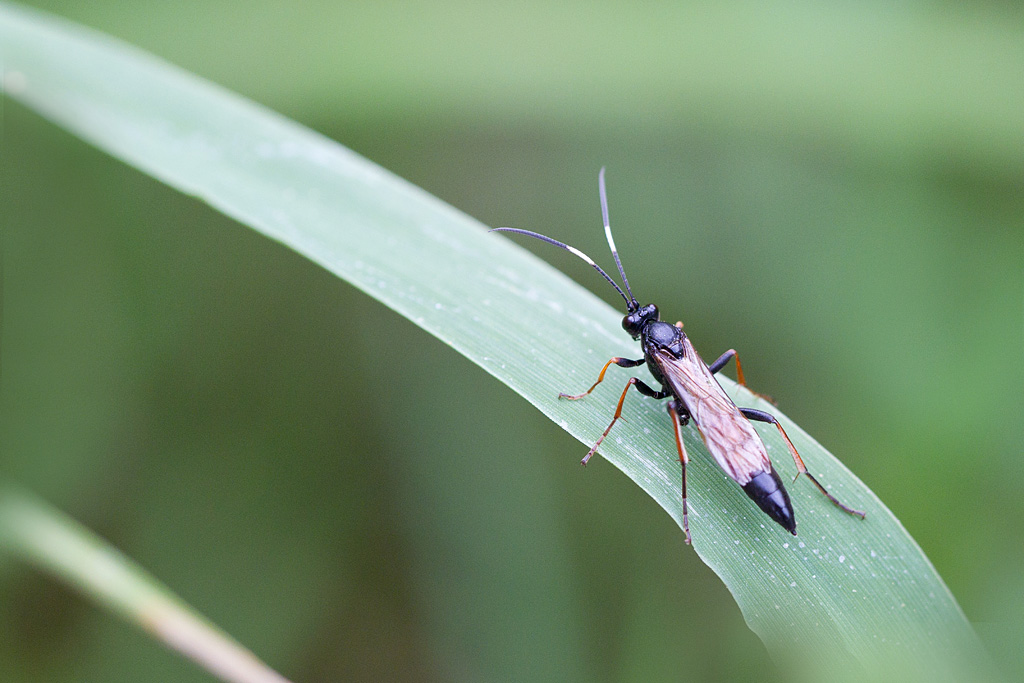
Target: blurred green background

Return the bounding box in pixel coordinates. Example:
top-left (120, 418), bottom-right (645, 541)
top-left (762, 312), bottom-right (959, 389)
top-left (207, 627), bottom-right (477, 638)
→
top-left (2, 1), bottom-right (1022, 681)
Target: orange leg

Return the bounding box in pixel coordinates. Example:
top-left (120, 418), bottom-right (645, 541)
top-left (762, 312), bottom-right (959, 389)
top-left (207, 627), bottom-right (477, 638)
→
top-left (579, 377), bottom-right (669, 465)
top-left (667, 401), bottom-right (692, 544)
top-left (708, 348), bottom-right (775, 404)
top-left (559, 356), bottom-right (644, 400)
top-left (742, 408), bottom-right (866, 519)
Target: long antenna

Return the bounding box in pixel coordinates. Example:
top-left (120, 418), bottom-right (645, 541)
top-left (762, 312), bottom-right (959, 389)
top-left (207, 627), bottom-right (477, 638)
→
top-left (598, 168), bottom-right (637, 308)
top-left (491, 227), bottom-right (635, 310)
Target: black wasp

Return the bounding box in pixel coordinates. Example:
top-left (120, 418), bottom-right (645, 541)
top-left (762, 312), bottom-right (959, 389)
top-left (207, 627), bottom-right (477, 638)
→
top-left (494, 169), bottom-right (865, 542)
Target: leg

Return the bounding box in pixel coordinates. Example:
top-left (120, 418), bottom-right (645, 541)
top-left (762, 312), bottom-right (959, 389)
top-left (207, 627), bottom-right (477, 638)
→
top-left (667, 400), bottom-right (693, 544)
top-left (580, 377), bottom-right (668, 465)
top-left (709, 349), bottom-right (775, 403)
top-left (708, 348), bottom-right (747, 386)
top-left (560, 356), bottom-right (645, 400)
top-left (741, 408), bottom-right (866, 518)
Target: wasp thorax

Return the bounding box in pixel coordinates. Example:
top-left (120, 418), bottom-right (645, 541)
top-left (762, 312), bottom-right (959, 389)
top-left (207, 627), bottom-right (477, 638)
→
top-left (622, 304), bottom-right (659, 338)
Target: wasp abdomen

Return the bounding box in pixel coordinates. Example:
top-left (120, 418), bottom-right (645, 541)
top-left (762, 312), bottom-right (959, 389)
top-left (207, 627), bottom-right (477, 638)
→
top-left (742, 469), bottom-right (797, 535)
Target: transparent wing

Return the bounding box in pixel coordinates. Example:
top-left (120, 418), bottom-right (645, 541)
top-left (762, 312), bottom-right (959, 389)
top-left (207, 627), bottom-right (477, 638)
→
top-left (652, 340), bottom-right (770, 485)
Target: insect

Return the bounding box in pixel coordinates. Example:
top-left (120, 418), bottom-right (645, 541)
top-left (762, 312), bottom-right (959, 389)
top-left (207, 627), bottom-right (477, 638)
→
top-left (494, 169), bottom-right (865, 542)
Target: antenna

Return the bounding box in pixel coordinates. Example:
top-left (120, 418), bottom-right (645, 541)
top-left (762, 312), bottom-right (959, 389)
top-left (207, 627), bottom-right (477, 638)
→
top-left (490, 228), bottom-right (635, 311)
top-left (598, 168), bottom-right (637, 308)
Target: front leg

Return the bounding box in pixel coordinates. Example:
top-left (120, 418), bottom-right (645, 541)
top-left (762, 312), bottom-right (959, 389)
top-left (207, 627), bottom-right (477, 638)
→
top-left (560, 356), bottom-right (646, 400)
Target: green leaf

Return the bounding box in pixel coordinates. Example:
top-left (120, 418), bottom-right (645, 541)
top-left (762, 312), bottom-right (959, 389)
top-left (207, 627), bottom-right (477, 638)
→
top-left (0, 4), bottom-right (998, 680)
top-left (0, 487), bottom-right (291, 683)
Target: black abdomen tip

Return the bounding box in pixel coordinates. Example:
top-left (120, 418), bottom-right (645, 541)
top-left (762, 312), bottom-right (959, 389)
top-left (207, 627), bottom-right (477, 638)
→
top-left (742, 469), bottom-right (797, 535)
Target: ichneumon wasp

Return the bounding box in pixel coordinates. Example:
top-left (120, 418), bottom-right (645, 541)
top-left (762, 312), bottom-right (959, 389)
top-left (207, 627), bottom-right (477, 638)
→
top-left (494, 169), bottom-right (865, 542)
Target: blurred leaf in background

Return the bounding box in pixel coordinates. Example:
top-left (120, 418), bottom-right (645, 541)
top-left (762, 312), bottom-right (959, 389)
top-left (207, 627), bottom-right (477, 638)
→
top-left (1, 1), bottom-right (1022, 682)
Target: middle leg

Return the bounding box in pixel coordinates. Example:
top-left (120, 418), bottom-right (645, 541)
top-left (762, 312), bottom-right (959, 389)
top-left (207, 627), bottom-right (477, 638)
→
top-left (580, 377), bottom-right (667, 465)
top-left (667, 400), bottom-right (693, 544)
top-left (709, 348), bottom-right (776, 403)
top-left (708, 349), bottom-right (747, 386)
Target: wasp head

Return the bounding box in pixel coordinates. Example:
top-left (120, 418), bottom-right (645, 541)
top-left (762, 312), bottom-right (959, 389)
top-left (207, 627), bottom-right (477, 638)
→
top-left (622, 304), bottom-right (659, 339)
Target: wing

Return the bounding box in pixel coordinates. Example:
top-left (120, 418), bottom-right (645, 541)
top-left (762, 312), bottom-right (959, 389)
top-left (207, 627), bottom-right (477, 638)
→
top-left (651, 338), bottom-right (770, 485)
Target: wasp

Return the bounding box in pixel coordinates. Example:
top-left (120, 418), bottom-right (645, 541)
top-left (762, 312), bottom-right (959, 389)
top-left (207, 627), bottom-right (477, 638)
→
top-left (494, 169), bottom-right (865, 542)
